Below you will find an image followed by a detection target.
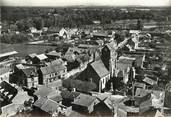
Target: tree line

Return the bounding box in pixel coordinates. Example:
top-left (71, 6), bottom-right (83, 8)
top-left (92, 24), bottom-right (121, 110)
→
top-left (1, 7), bottom-right (170, 31)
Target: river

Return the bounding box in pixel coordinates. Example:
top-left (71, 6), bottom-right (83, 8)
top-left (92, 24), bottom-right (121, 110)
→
top-left (0, 43), bottom-right (56, 58)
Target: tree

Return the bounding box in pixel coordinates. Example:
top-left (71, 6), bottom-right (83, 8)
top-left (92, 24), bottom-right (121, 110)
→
top-left (16, 20), bottom-right (30, 32)
top-left (137, 19), bottom-right (143, 30)
top-left (33, 17), bottom-right (43, 30)
top-left (62, 79), bottom-right (97, 93)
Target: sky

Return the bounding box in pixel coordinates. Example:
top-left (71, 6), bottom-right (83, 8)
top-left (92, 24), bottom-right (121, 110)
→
top-left (1, 0), bottom-right (171, 7)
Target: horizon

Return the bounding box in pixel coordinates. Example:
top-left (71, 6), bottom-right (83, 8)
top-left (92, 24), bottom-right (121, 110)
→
top-left (1, 0), bottom-right (171, 7)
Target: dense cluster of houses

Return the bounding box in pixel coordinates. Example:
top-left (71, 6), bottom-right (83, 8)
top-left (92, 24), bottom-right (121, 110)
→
top-left (1, 23), bottom-right (171, 117)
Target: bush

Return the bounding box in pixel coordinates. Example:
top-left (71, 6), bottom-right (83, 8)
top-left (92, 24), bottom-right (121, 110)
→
top-left (0, 33), bottom-right (31, 44)
top-left (62, 79), bottom-right (96, 93)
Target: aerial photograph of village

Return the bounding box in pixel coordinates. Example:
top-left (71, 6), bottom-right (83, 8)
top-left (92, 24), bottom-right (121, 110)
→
top-left (0, 0), bottom-right (171, 116)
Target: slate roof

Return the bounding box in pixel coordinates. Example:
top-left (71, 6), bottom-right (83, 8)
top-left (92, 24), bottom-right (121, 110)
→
top-left (21, 67), bottom-right (37, 77)
top-left (28, 53), bottom-right (37, 58)
top-left (41, 99), bottom-right (60, 114)
top-left (16, 64), bottom-right (25, 69)
top-left (0, 51), bottom-right (18, 58)
top-left (34, 97), bottom-right (48, 108)
top-left (117, 58), bottom-right (134, 71)
top-left (72, 93), bottom-right (96, 107)
top-left (50, 95), bottom-right (63, 102)
top-left (91, 59), bottom-right (109, 78)
top-left (106, 41), bottom-right (117, 51)
top-left (143, 76), bottom-right (157, 85)
top-left (34, 97), bottom-right (61, 114)
top-left (40, 64), bottom-right (66, 75)
top-left (46, 51), bottom-right (61, 57)
top-left (46, 59), bottom-right (64, 66)
top-left (12, 91), bottom-right (30, 104)
top-left (34, 86), bottom-right (53, 97)
top-left (122, 54), bottom-right (145, 67)
top-left (35, 54), bottom-right (48, 60)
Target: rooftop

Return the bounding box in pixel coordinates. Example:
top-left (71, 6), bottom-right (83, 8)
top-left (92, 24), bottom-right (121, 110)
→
top-left (46, 51), bottom-right (61, 57)
top-left (72, 93), bottom-right (96, 107)
top-left (35, 54), bottom-right (48, 60)
top-left (0, 51), bottom-right (18, 58)
top-left (91, 59), bottom-right (109, 78)
top-left (34, 86), bottom-right (54, 97)
top-left (40, 64), bottom-right (66, 75)
top-left (27, 53), bottom-right (37, 58)
top-left (34, 97), bottom-right (48, 108)
top-left (41, 99), bottom-right (60, 114)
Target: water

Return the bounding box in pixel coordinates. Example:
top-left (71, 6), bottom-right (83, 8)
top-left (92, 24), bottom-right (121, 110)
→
top-left (0, 43), bottom-right (56, 58)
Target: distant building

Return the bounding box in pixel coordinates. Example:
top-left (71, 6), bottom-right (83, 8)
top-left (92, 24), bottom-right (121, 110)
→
top-left (59, 28), bottom-right (68, 39)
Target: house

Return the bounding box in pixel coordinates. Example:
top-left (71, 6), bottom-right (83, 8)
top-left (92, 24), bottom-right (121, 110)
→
top-left (29, 27), bottom-right (42, 39)
top-left (12, 90), bottom-right (31, 105)
top-left (0, 67), bottom-right (11, 82)
top-left (34, 97), bottom-right (72, 116)
top-left (121, 54), bottom-right (146, 68)
top-left (22, 67), bottom-right (39, 88)
top-left (64, 47), bottom-right (91, 63)
top-left (45, 58), bottom-right (66, 67)
top-left (64, 47), bottom-right (81, 62)
top-left (72, 93), bottom-right (98, 113)
top-left (46, 51), bottom-right (61, 60)
top-left (25, 53), bottom-right (37, 64)
top-left (1, 103), bottom-right (21, 117)
top-left (10, 65), bottom-right (38, 88)
top-left (32, 54), bottom-right (48, 64)
top-left (0, 51), bottom-right (18, 66)
top-left (115, 56), bottom-right (134, 84)
top-left (80, 59), bottom-right (110, 92)
top-left (0, 81), bottom-right (18, 108)
top-left (59, 28), bottom-right (72, 39)
top-left (135, 92), bottom-right (152, 113)
top-left (38, 64), bottom-right (67, 85)
top-left (135, 88), bottom-right (165, 110)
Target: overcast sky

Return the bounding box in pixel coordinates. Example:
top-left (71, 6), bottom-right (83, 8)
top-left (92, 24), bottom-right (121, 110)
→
top-left (1, 0), bottom-right (171, 7)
